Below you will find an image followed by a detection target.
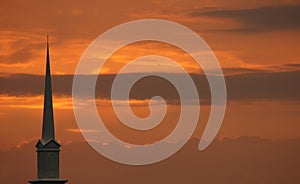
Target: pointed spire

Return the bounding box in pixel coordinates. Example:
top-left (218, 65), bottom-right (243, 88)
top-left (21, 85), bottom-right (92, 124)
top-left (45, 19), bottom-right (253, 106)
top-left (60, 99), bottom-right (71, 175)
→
top-left (42, 35), bottom-right (55, 142)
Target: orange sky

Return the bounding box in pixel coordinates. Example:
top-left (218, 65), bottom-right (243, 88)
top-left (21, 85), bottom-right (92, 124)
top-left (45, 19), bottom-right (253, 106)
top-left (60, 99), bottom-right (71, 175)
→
top-left (0, 0), bottom-right (300, 151)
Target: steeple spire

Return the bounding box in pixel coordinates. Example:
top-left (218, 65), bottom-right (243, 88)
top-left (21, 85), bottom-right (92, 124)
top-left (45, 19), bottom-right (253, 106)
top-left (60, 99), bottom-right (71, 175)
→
top-left (42, 35), bottom-right (55, 142)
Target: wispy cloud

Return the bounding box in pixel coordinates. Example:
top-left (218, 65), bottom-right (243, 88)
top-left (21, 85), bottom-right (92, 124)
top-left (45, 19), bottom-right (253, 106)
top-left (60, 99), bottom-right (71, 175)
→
top-left (66, 128), bottom-right (101, 133)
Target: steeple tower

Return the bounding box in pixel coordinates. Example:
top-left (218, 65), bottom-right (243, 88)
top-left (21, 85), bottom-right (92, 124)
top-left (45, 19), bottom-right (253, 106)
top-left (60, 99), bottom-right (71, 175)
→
top-left (29, 37), bottom-right (68, 184)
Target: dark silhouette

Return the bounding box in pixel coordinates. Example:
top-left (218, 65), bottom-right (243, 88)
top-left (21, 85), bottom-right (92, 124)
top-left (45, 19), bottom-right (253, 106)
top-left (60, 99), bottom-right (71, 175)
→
top-left (29, 37), bottom-right (68, 184)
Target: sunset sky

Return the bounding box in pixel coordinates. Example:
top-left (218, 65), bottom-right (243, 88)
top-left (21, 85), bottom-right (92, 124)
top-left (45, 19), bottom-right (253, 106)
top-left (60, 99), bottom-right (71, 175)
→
top-left (0, 0), bottom-right (300, 183)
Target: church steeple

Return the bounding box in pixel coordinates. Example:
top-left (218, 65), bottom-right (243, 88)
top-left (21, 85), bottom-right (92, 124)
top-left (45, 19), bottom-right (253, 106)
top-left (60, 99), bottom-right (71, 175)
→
top-left (42, 35), bottom-right (55, 142)
top-left (29, 37), bottom-right (67, 184)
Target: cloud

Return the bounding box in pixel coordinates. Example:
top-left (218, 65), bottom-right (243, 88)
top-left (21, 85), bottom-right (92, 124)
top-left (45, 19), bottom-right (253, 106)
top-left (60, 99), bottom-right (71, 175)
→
top-left (0, 33), bottom-right (44, 65)
top-left (282, 63), bottom-right (300, 68)
top-left (1, 137), bottom-right (300, 183)
top-left (66, 128), bottom-right (100, 133)
top-left (190, 5), bottom-right (300, 32)
top-left (0, 0), bottom-right (158, 40)
top-left (0, 66), bottom-right (300, 103)
top-left (0, 47), bottom-right (34, 65)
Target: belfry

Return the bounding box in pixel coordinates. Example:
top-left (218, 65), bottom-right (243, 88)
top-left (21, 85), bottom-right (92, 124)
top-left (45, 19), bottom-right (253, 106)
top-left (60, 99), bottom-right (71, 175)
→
top-left (29, 37), bottom-right (68, 184)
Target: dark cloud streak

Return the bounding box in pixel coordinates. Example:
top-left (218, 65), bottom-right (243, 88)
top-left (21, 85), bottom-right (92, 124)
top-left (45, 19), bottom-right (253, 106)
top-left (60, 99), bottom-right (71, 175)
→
top-left (1, 69), bottom-right (300, 103)
top-left (190, 5), bottom-right (300, 32)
